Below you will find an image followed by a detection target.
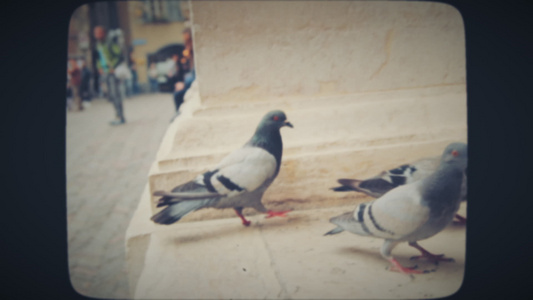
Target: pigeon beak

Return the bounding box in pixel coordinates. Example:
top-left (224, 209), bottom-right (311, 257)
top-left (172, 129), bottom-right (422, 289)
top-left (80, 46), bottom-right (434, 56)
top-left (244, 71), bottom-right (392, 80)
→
top-left (284, 121), bottom-right (294, 128)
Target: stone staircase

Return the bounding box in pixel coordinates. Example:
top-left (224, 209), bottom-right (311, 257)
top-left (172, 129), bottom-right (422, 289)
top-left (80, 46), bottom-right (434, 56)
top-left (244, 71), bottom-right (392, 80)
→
top-left (145, 82), bottom-right (467, 222)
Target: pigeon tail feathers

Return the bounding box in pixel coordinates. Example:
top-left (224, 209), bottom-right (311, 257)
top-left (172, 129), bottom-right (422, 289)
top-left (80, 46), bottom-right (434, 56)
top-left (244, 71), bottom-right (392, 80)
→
top-left (151, 199), bottom-right (215, 225)
top-left (330, 185), bottom-right (356, 192)
top-left (327, 211), bottom-right (372, 237)
top-left (324, 226), bottom-right (345, 235)
top-left (334, 178), bottom-right (393, 198)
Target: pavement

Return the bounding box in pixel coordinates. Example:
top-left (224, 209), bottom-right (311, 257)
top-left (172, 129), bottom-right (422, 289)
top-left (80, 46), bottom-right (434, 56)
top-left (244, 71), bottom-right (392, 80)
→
top-left (129, 193), bottom-right (467, 299)
top-left (66, 93), bottom-right (175, 298)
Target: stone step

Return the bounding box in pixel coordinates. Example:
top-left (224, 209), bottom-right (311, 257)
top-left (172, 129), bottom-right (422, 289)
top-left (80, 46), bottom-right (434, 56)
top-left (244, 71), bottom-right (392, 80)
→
top-left (190, 83), bottom-right (465, 116)
top-left (146, 83), bottom-right (467, 217)
top-left (155, 85), bottom-right (466, 169)
top-left (147, 136), bottom-right (464, 218)
top-left (155, 126), bottom-right (465, 172)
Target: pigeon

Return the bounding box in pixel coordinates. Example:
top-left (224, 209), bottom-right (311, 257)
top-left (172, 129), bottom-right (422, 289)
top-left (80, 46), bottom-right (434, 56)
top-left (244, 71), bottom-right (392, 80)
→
top-left (332, 151), bottom-right (468, 224)
top-left (325, 143), bottom-right (467, 274)
top-left (150, 110), bottom-right (293, 227)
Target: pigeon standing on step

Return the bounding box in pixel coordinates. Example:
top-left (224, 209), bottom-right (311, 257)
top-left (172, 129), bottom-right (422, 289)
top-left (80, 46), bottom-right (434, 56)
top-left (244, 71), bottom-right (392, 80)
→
top-left (325, 143), bottom-right (467, 275)
top-left (332, 150), bottom-right (467, 224)
top-left (151, 110), bottom-right (293, 227)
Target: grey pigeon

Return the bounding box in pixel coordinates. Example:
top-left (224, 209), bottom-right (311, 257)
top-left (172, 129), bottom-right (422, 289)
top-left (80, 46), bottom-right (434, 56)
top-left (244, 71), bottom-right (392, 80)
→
top-left (332, 151), bottom-right (467, 224)
top-left (151, 110), bottom-right (293, 226)
top-left (325, 143), bottom-right (467, 274)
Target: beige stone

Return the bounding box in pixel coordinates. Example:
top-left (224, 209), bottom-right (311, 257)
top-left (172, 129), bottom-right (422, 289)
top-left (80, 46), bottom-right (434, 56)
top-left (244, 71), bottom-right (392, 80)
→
top-left (130, 194), bottom-right (467, 299)
top-left (192, 1), bottom-right (464, 103)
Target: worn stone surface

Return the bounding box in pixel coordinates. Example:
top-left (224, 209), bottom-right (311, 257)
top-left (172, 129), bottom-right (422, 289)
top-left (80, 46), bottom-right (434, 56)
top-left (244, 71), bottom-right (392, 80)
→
top-left (66, 94), bottom-right (175, 298)
top-left (132, 200), bottom-right (467, 299)
top-left (192, 1), bottom-right (464, 103)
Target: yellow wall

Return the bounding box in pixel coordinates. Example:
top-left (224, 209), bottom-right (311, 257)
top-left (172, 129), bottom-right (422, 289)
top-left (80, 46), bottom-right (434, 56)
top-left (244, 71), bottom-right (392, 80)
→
top-left (126, 1), bottom-right (189, 84)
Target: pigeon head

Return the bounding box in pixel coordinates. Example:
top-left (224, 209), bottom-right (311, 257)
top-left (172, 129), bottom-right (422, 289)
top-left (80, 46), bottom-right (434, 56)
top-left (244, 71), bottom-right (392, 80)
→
top-left (440, 142), bottom-right (467, 171)
top-left (252, 110), bottom-right (293, 141)
top-left (248, 110), bottom-right (293, 168)
top-left (259, 110), bottom-right (293, 130)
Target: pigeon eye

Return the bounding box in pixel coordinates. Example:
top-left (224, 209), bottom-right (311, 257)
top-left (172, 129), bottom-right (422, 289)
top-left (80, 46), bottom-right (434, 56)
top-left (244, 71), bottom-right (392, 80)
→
top-left (272, 116), bottom-right (279, 121)
top-left (451, 150), bottom-right (459, 157)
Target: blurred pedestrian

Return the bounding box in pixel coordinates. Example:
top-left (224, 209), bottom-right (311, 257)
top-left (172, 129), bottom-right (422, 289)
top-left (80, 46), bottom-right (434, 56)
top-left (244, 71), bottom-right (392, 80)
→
top-left (148, 62), bottom-right (159, 92)
top-left (66, 75), bottom-right (73, 110)
top-left (93, 25), bottom-right (127, 125)
top-left (67, 58), bottom-right (83, 111)
top-left (181, 27), bottom-right (195, 79)
top-left (127, 47), bottom-right (140, 96)
top-left (170, 27), bottom-right (195, 122)
top-left (111, 29), bottom-right (132, 100)
top-left (166, 54), bottom-right (180, 88)
top-left (79, 59), bottom-right (92, 104)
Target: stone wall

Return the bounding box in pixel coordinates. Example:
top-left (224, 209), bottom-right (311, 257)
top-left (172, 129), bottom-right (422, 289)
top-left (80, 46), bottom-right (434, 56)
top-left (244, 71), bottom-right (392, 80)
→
top-left (192, 1), bottom-right (465, 103)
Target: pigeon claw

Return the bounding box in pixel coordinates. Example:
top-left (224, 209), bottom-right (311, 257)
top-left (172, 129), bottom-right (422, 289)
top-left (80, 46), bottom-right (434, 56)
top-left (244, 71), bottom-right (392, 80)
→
top-left (387, 258), bottom-right (426, 275)
top-left (453, 214), bottom-right (467, 225)
top-left (408, 242), bottom-right (454, 264)
top-left (234, 208), bottom-right (252, 227)
top-left (409, 252), bottom-right (454, 264)
top-left (265, 210), bottom-right (291, 219)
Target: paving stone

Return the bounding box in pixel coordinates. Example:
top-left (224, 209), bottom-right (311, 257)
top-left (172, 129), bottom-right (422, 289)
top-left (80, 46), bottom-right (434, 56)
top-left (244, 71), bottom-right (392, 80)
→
top-left (66, 94), bottom-right (174, 298)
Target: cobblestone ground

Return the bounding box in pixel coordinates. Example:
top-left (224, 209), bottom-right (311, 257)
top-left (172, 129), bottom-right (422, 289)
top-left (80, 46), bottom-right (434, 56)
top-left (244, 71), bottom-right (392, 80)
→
top-left (66, 94), bottom-right (175, 298)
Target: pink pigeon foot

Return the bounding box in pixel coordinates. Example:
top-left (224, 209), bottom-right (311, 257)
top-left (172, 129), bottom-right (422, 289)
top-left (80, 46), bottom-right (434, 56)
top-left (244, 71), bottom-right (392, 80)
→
top-left (265, 210), bottom-right (291, 219)
top-left (234, 208), bottom-right (251, 227)
top-left (387, 258), bottom-right (427, 274)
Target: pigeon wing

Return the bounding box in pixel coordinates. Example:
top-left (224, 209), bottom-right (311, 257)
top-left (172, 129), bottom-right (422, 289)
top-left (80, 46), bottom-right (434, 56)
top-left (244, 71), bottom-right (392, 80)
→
top-left (202, 147), bottom-right (278, 197)
top-left (405, 157), bottom-right (440, 183)
top-left (362, 182), bottom-right (430, 240)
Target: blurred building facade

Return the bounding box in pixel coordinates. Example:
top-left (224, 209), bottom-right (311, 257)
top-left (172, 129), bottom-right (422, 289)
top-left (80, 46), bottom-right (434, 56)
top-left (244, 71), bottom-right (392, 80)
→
top-left (67, 0), bottom-right (191, 94)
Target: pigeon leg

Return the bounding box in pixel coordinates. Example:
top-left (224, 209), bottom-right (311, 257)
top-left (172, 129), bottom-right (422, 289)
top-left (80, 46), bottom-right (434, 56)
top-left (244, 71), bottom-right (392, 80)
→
top-left (408, 241), bottom-right (454, 263)
top-left (265, 209), bottom-right (292, 218)
top-left (234, 207), bottom-right (251, 227)
top-left (453, 214), bottom-right (467, 225)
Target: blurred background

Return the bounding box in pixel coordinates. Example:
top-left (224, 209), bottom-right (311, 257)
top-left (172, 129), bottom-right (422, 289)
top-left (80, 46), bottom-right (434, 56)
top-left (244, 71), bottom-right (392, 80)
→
top-left (67, 0), bottom-right (191, 103)
top-left (66, 1), bottom-right (194, 298)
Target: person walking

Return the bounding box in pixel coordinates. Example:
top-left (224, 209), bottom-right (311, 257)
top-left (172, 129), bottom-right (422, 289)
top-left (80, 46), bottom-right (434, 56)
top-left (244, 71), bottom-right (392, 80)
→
top-left (93, 25), bottom-right (126, 125)
top-left (79, 59), bottom-right (92, 104)
top-left (67, 58), bottom-right (83, 111)
top-left (170, 27), bottom-right (195, 122)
